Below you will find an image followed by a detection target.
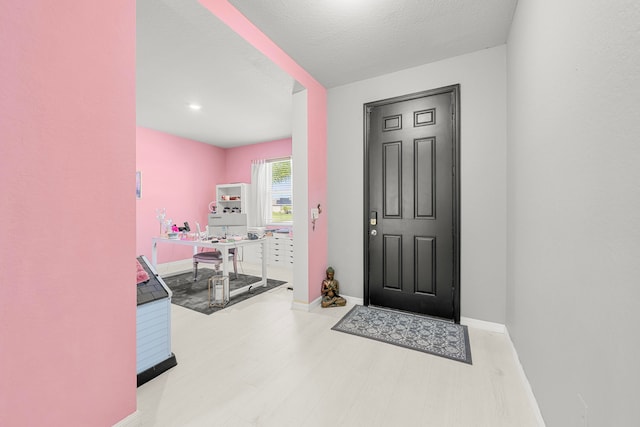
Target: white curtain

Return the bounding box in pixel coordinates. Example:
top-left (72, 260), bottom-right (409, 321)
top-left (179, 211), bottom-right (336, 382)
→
top-left (249, 159), bottom-right (270, 227)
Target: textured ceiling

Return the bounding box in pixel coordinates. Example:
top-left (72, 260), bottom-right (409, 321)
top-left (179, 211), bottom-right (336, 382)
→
top-left (136, 0), bottom-right (517, 147)
top-left (228, 0), bottom-right (518, 88)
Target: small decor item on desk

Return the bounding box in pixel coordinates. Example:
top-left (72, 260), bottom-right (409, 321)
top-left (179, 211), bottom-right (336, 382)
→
top-left (167, 232), bottom-right (179, 239)
top-left (321, 267), bottom-right (346, 308)
top-left (155, 208), bottom-right (167, 235)
top-left (195, 222), bottom-right (206, 241)
top-left (208, 201), bottom-right (217, 213)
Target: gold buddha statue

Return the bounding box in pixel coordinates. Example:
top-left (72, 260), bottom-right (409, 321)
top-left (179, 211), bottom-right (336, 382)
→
top-left (321, 267), bottom-right (346, 308)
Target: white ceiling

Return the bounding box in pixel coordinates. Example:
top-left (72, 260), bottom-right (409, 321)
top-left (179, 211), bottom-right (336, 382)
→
top-left (136, 0), bottom-right (296, 147)
top-left (136, 0), bottom-right (517, 147)
top-left (228, 0), bottom-right (518, 88)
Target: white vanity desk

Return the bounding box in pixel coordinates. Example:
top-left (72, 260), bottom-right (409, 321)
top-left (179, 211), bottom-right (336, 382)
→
top-left (151, 237), bottom-right (267, 298)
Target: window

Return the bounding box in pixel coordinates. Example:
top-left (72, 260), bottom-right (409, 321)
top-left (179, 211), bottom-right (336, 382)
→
top-left (268, 158), bottom-right (292, 223)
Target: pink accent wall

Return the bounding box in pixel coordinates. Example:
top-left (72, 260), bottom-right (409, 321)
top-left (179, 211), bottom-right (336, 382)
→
top-left (225, 138), bottom-right (292, 183)
top-left (306, 91), bottom-right (328, 301)
top-left (0, 1), bottom-right (136, 426)
top-left (136, 127), bottom-right (226, 263)
top-left (136, 130), bottom-right (289, 264)
top-left (200, 0), bottom-right (328, 302)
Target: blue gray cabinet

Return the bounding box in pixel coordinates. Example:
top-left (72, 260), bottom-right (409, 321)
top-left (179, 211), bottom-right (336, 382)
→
top-left (136, 256), bottom-right (177, 386)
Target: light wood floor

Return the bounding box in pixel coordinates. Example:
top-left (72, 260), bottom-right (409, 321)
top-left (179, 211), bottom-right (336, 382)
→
top-left (135, 263), bottom-right (542, 426)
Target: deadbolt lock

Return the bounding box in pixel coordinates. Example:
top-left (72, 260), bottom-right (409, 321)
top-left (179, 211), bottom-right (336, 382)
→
top-left (370, 211), bottom-right (377, 226)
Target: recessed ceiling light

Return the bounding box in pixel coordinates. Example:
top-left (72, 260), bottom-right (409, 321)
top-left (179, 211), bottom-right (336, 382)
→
top-left (188, 103), bottom-right (202, 111)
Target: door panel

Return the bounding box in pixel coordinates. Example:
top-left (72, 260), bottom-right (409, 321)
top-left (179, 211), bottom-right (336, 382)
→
top-left (414, 138), bottom-right (435, 218)
top-left (415, 236), bottom-right (435, 295)
top-left (365, 86), bottom-right (460, 321)
top-left (383, 142), bottom-right (402, 217)
top-left (383, 234), bottom-right (402, 289)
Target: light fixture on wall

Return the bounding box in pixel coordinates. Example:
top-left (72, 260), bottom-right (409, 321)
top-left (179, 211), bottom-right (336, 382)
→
top-left (187, 103), bottom-right (202, 111)
top-left (312, 203), bottom-right (322, 231)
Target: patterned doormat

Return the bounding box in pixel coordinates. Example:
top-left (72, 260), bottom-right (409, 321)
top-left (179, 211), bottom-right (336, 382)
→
top-left (332, 305), bottom-right (472, 364)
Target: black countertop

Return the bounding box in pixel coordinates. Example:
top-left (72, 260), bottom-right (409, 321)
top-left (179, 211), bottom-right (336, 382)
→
top-left (136, 256), bottom-right (169, 306)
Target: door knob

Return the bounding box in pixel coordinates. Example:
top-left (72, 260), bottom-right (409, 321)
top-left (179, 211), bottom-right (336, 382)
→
top-left (371, 229), bottom-right (377, 236)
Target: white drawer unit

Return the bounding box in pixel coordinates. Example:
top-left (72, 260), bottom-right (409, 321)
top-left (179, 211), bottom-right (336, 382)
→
top-left (239, 233), bottom-right (294, 268)
top-left (268, 234), bottom-right (294, 267)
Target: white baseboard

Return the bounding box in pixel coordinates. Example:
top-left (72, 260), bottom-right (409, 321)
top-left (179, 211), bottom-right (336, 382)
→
top-left (459, 318), bottom-right (545, 425)
top-left (291, 295), bottom-right (322, 312)
top-left (343, 295), bottom-right (363, 306)
top-left (505, 328), bottom-right (546, 427)
top-left (291, 300), bottom-right (309, 311)
top-left (292, 295), bottom-right (361, 311)
top-left (460, 316), bottom-right (506, 333)
top-left (112, 410), bottom-right (139, 427)
top-left (309, 296), bottom-right (322, 310)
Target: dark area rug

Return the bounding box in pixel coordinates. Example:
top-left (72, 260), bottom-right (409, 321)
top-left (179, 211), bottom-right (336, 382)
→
top-left (162, 269), bottom-right (286, 315)
top-left (332, 305), bottom-right (472, 364)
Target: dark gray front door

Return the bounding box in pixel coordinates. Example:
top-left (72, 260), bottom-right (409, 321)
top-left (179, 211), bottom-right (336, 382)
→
top-left (364, 85), bottom-right (460, 322)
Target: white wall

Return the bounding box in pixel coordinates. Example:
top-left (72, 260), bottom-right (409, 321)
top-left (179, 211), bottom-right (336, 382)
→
top-left (507, 1), bottom-right (640, 425)
top-left (292, 90), bottom-right (310, 308)
top-left (327, 46), bottom-right (508, 323)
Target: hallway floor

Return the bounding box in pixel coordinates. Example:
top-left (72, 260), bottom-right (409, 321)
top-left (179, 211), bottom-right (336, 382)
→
top-left (135, 263), bottom-right (541, 426)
